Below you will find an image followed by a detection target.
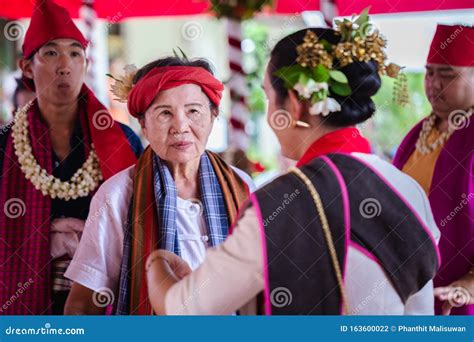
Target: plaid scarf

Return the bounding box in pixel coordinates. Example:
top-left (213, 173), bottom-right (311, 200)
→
top-left (0, 87), bottom-right (137, 315)
top-left (116, 146), bottom-right (249, 315)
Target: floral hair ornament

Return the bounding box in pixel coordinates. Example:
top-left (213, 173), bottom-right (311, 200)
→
top-left (107, 64), bottom-right (138, 103)
top-left (107, 47), bottom-right (189, 103)
top-left (273, 8), bottom-right (407, 117)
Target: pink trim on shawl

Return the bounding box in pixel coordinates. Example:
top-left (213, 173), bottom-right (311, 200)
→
top-left (228, 197), bottom-right (251, 235)
top-left (348, 240), bottom-right (382, 267)
top-left (319, 156), bottom-right (351, 315)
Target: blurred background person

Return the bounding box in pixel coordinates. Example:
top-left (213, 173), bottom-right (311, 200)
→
top-left (393, 24), bottom-right (474, 315)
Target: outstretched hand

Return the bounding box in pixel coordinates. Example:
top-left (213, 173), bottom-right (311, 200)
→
top-left (146, 249), bottom-right (192, 315)
top-left (434, 271), bottom-right (474, 315)
top-left (146, 249), bottom-right (192, 280)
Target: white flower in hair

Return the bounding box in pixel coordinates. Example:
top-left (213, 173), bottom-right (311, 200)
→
top-left (309, 97), bottom-right (341, 117)
top-left (293, 79), bottom-right (328, 99)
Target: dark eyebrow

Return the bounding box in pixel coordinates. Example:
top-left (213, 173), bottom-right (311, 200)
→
top-left (70, 42), bottom-right (84, 49)
top-left (43, 42), bottom-right (58, 48)
top-left (152, 103), bottom-right (204, 110)
top-left (42, 41), bottom-right (83, 49)
top-left (438, 68), bottom-right (455, 72)
top-left (426, 65), bottom-right (455, 72)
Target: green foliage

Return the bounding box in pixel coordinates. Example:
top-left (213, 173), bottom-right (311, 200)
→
top-left (366, 72), bottom-right (431, 156)
top-left (272, 65), bottom-right (309, 88)
top-left (244, 22), bottom-right (268, 115)
top-left (273, 63), bottom-right (352, 100)
top-left (172, 47), bottom-right (189, 61)
top-left (329, 70), bottom-right (348, 84)
top-left (313, 65), bottom-right (330, 82)
top-left (335, 7), bottom-right (374, 42)
top-left (329, 81), bottom-right (351, 96)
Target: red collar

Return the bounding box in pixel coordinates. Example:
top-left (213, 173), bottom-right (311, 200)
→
top-left (296, 128), bottom-right (371, 167)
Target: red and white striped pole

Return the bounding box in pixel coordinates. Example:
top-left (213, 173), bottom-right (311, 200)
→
top-left (227, 18), bottom-right (250, 151)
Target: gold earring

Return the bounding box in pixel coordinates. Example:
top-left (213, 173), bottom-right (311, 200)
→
top-left (293, 120), bottom-right (311, 129)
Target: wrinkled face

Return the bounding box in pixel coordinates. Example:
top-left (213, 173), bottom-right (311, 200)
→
top-left (21, 38), bottom-right (87, 106)
top-left (263, 66), bottom-right (297, 159)
top-left (140, 84), bottom-right (216, 165)
top-left (425, 64), bottom-right (474, 118)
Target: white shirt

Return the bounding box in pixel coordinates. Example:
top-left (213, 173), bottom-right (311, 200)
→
top-left (65, 164), bottom-right (254, 293)
top-left (163, 153), bottom-right (441, 315)
top-left (176, 196), bottom-right (208, 271)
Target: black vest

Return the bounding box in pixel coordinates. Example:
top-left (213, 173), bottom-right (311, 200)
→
top-left (254, 154), bottom-right (439, 315)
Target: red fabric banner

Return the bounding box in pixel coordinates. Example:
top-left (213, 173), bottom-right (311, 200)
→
top-left (1, 0), bottom-right (472, 20)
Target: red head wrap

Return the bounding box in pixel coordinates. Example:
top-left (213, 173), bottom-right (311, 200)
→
top-left (127, 66), bottom-right (224, 118)
top-left (427, 24), bottom-right (474, 67)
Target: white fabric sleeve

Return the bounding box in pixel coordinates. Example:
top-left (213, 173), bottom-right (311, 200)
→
top-left (164, 206), bottom-right (264, 315)
top-left (404, 280), bottom-right (435, 315)
top-left (402, 181), bottom-right (438, 315)
top-left (64, 167), bottom-right (134, 293)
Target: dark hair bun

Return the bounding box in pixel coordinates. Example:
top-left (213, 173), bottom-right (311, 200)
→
top-left (328, 60), bottom-right (381, 126)
top-left (269, 28), bottom-right (382, 127)
top-left (341, 60), bottom-right (381, 98)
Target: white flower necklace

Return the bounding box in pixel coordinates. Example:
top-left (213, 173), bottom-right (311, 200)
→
top-left (415, 114), bottom-right (452, 155)
top-left (12, 100), bottom-right (103, 201)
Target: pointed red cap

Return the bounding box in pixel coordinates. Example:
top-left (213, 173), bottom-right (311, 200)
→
top-left (22, 0), bottom-right (88, 58)
top-left (427, 24), bottom-right (474, 67)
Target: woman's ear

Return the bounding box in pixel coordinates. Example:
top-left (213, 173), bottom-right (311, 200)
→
top-left (209, 104), bottom-right (219, 123)
top-left (287, 89), bottom-right (304, 121)
top-left (138, 116), bottom-right (147, 137)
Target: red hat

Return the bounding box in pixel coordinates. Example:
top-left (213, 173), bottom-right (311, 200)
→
top-left (427, 24), bottom-right (474, 67)
top-left (127, 66), bottom-right (224, 118)
top-left (22, 0), bottom-right (88, 58)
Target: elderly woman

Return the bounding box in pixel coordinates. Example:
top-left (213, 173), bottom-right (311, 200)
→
top-left (145, 22), bottom-right (442, 315)
top-left (64, 57), bottom-right (254, 315)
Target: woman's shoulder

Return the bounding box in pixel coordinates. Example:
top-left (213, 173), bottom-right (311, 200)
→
top-left (230, 166), bottom-right (256, 192)
top-left (349, 152), bottom-right (426, 198)
top-left (350, 152), bottom-right (419, 187)
top-left (94, 164), bottom-right (135, 204)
